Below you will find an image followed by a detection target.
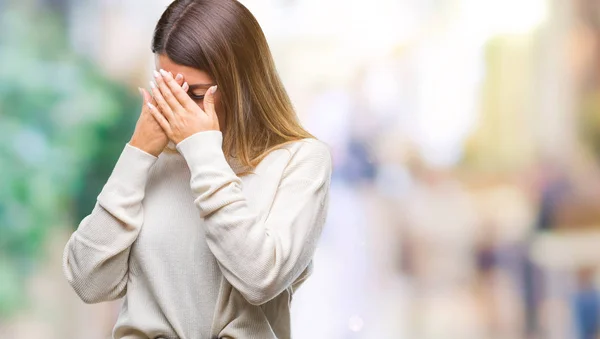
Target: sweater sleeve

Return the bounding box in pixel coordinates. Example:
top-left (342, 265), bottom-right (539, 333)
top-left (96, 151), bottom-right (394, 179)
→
top-left (176, 131), bottom-right (332, 305)
top-left (62, 143), bottom-right (157, 304)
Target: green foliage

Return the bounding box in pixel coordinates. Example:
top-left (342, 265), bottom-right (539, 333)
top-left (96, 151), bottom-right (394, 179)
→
top-left (0, 4), bottom-right (139, 317)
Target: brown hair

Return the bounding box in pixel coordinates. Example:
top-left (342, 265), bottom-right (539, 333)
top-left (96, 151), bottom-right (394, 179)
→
top-left (152, 0), bottom-right (314, 169)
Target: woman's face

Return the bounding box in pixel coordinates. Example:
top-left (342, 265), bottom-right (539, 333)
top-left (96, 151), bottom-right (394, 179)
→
top-left (155, 54), bottom-right (225, 130)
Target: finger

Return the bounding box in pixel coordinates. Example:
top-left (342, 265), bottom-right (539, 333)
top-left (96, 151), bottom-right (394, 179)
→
top-left (156, 69), bottom-right (185, 112)
top-left (139, 87), bottom-right (157, 117)
top-left (138, 87), bottom-right (145, 105)
top-left (150, 80), bottom-right (175, 122)
top-left (203, 85), bottom-right (218, 118)
top-left (175, 73), bottom-right (184, 86)
top-left (139, 87), bottom-right (154, 105)
top-left (159, 69), bottom-right (197, 111)
top-left (147, 101), bottom-right (172, 136)
top-left (170, 71), bottom-right (185, 91)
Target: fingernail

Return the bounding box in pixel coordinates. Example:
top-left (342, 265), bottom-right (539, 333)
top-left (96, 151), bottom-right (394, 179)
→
top-left (210, 85), bottom-right (218, 94)
top-left (159, 69), bottom-right (169, 77)
top-left (138, 87), bottom-right (143, 96)
top-left (175, 73), bottom-right (183, 81)
top-left (182, 82), bottom-right (189, 91)
top-left (147, 102), bottom-right (155, 109)
top-left (153, 70), bottom-right (161, 78)
top-left (149, 81), bottom-right (156, 89)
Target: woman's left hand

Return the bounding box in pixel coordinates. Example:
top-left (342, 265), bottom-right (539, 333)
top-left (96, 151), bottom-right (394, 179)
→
top-left (147, 69), bottom-right (220, 144)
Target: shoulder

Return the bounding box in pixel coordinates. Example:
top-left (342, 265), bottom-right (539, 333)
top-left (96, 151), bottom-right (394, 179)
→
top-left (278, 138), bottom-right (332, 179)
top-left (283, 138), bottom-right (331, 159)
top-left (255, 138), bottom-right (332, 176)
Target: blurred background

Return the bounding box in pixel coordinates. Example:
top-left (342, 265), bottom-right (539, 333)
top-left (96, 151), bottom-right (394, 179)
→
top-left (3, 0), bottom-right (600, 338)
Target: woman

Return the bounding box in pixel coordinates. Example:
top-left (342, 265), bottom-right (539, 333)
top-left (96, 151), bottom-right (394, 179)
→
top-left (62, 0), bottom-right (332, 338)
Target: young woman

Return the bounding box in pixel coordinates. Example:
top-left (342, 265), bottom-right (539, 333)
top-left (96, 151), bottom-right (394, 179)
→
top-left (62, 1), bottom-right (332, 338)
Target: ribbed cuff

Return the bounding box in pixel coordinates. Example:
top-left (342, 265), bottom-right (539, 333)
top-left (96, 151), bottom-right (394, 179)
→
top-left (176, 131), bottom-right (227, 170)
top-left (97, 143), bottom-right (158, 203)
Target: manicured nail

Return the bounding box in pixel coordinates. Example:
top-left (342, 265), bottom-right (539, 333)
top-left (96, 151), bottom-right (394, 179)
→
top-left (175, 73), bottom-right (183, 81)
top-left (182, 82), bottom-right (189, 91)
top-left (210, 85), bottom-right (218, 94)
top-left (147, 102), bottom-right (155, 109)
top-left (159, 69), bottom-right (169, 77)
top-left (153, 70), bottom-right (160, 78)
top-left (149, 81), bottom-right (156, 89)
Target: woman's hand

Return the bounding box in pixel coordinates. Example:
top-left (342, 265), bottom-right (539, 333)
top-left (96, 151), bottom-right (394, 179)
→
top-left (146, 69), bottom-right (220, 145)
top-left (129, 74), bottom-right (188, 156)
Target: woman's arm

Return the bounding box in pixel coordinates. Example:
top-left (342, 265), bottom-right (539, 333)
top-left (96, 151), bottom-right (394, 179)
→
top-left (62, 144), bottom-right (157, 303)
top-left (176, 131), bottom-right (332, 305)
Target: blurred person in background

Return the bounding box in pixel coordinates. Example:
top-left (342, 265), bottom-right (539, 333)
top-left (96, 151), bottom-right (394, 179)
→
top-left (573, 267), bottom-right (600, 339)
top-left (61, 1), bottom-right (332, 338)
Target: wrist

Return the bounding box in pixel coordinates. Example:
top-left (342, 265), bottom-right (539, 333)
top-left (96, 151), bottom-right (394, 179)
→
top-left (128, 139), bottom-right (161, 157)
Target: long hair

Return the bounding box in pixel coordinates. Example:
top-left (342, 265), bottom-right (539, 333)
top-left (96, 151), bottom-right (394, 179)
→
top-left (152, 0), bottom-right (314, 169)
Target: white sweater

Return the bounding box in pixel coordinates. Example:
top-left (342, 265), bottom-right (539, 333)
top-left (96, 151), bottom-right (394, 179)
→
top-left (62, 131), bottom-right (332, 339)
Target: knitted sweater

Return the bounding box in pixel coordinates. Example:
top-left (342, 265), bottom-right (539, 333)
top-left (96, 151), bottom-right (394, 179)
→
top-left (62, 131), bottom-right (332, 339)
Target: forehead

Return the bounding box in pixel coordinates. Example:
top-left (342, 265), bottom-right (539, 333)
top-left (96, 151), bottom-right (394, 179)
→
top-left (155, 54), bottom-right (213, 85)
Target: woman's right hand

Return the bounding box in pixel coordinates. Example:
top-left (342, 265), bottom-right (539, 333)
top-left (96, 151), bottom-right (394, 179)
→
top-left (129, 74), bottom-right (188, 156)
